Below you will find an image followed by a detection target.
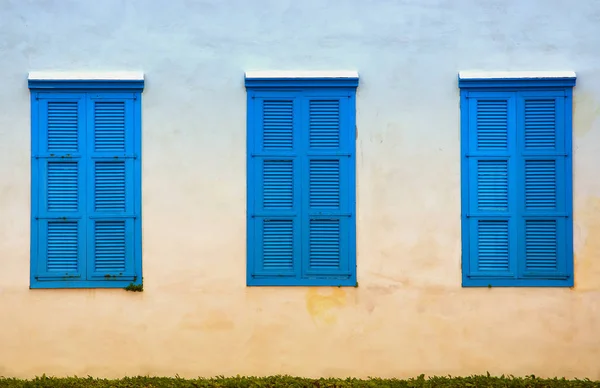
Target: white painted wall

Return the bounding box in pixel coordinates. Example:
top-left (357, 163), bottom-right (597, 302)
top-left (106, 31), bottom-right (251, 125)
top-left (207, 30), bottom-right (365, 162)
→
top-left (1, 0), bottom-right (600, 379)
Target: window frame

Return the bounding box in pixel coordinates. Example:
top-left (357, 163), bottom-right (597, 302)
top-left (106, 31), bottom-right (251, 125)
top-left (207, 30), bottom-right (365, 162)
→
top-left (458, 72), bottom-right (576, 287)
top-left (245, 72), bottom-right (359, 286)
top-left (29, 74), bottom-right (144, 289)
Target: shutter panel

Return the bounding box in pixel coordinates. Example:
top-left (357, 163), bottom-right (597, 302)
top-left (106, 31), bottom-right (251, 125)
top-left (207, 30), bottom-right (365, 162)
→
top-left (34, 96), bottom-right (86, 280)
top-left (467, 95), bottom-right (516, 278)
top-left (518, 94), bottom-right (569, 278)
top-left (86, 96), bottom-right (137, 280)
top-left (303, 97), bottom-right (352, 278)
top-left (251, 97), bottom-right (300, 277)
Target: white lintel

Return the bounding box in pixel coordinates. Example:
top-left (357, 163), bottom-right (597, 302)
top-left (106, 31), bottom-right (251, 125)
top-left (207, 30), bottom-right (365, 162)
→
top-left (28, 71), bottom-right (144, 81)
top-left (459, 71), bottom-right (576, 80)
top-left (245, 70), bottom-right (359, 79)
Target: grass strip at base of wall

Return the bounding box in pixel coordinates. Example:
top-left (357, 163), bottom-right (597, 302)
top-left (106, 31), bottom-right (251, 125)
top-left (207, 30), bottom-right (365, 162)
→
top-left (0, 375), bottom-right (598, 388)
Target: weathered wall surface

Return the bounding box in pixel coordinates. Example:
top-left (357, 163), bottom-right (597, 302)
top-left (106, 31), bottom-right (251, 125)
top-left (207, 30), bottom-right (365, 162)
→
top-left (1, 0), bottom-right (600, 379)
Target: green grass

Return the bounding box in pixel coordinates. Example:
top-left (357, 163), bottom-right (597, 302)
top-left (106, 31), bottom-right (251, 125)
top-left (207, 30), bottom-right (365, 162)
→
top-left (0, 375), bottom-right (598, 388)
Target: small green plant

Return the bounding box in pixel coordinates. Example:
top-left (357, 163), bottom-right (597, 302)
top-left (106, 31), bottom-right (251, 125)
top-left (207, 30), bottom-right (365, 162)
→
top-left (124, 282), bottom-right (143, 292)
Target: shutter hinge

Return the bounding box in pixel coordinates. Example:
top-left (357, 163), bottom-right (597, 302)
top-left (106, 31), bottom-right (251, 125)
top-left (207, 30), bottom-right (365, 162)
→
top-left (133, 94), bottom-right (137, 100)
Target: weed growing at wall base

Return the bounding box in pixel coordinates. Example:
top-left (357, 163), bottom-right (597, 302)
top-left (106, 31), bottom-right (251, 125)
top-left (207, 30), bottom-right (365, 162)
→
top-left (0, 375), bottom-right (598, 387)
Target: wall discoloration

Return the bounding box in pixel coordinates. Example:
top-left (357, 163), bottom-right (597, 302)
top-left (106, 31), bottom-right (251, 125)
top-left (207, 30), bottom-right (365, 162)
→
top-left (573, 92), bottom-right (600, 137)
top-left (305, 288), bottom-right (347, 325)
top-left (573, 197), bottom-right (600, 291)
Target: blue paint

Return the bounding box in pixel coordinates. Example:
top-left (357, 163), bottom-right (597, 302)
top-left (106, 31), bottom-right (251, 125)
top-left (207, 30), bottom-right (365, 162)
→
top-left (246, 77), bottom-right (358, 286)
top-left (29, 80), bottom-right (143, 289)
top-left (457, 76), bottom-right (576, 89)
top-left (28, 79), bottom-right (145, 90)
top-left (459, 77), bottom-right (575, 287)
top-left (245, 77), bottom-right (359, 89)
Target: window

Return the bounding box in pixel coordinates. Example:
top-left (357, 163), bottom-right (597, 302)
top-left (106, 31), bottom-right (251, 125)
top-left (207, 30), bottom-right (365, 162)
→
top-left (29, 73), bottom-right (144, 289)
top-left (245, 72), bottom-right (359, 286)
top-left (459, 71), bottom-right (576, 287)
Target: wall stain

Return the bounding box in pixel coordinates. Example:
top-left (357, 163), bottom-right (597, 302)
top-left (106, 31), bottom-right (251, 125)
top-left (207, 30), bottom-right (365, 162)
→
top-left (574, 197), bottom-right (600, 291)
top-left (305, 287), bottom-right (346, 325)
top-left (573, 92), bottom-right (600, 137)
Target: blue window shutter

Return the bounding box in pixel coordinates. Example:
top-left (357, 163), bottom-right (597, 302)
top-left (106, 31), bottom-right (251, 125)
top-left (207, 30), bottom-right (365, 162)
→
top-left (86, 95), bottom-right (138, 281)
top-left (466, 93), bottom-right (517, 278)
top-left (249, 95), bottom-right (302, 279)
top-left (33, 95), bottom-right (87, 281)
top-left (302, 97), bottom-right (353, 279)
top-left (460, 76), bottom-right (575, 287)
top-left (517, 92), bottom-right (570, 279)
top-left (246, 77), bottom-right (358, 287)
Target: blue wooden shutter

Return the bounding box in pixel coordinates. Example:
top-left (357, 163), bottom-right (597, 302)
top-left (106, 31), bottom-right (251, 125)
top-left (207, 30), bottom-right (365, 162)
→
top-left (466, 93), bottom-right (517, 278)
top-left (302, 96), bottom-right (353, 279)
top-left (34, 94), bottom-right (87, 281)
top-left (517, 92), bottom-right (569, 279)
top-left (250, 95), bottom-right (301, 279)
top-left (86, 95), bottom-right (137, 281)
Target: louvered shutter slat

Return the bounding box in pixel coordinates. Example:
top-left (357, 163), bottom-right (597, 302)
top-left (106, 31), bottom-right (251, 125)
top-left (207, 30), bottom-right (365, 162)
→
top-left (476, 159), bottom-right (508, 211)
top-left (524, 99), bottom-right (557, 149)
top-left (87, 97), bottom-right (137, 280)
top-left (309, 100), bottom-right (340, 148)
top-left (474, 220), bottom-right (509, 271)
top-left (309, 160), bottom-right (340, 208)
top-left (35, 96), bottom-right (86, 280)
top-left (525, 220), bottom-right (558, 271)
top-left (47, 101), bottom-right (79, 151)
top-left (262, 219), bottom-right (294, 270)
top-left (45, 221), bottom-right (80, 273)
top-left (476, 100), bottom-right (509, 150)
top-left (525, 160), bottom-right (557, 209)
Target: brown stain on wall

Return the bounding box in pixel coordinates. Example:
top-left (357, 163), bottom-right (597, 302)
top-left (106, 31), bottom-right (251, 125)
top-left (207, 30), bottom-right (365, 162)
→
top-left (574, 197), bottom-right (600, 291)
top-left (305, 287), bottom-right (346, 324)
top-left (573, 92), bottom-right (600, 137)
